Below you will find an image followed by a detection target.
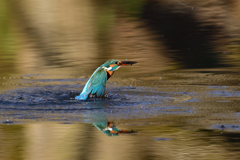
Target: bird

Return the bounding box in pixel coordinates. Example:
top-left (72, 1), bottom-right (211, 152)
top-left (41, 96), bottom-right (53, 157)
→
top-left (75, 59), bottom-right (137, 100)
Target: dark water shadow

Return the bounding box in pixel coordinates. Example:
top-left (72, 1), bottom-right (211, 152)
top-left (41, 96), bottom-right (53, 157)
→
top-left (142, 1), bottom-right (224, 68)
top-left (197, 129), bottom-right (240, 152)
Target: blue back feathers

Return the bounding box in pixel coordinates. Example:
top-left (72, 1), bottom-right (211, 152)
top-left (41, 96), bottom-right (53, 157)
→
top-left (75, 60), bottom-right (120, 100)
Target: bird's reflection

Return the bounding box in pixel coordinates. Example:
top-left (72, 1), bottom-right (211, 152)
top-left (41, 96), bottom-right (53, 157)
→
top-left (93, 121), bottom-right (136, 136)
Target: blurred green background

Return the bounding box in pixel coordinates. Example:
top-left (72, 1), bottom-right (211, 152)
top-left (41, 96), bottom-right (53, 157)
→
top-left (0, 0), bottom-right (240, 76)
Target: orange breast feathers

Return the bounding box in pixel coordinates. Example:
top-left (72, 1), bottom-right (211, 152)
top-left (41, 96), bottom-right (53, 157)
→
top-left (107, 64), bottom-right (117, 76)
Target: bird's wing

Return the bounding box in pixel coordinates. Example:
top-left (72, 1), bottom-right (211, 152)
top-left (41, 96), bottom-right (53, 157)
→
top-left (76, 67), bottom-right (107, 100)
top-left (88, 67), bottom-right (107, 97)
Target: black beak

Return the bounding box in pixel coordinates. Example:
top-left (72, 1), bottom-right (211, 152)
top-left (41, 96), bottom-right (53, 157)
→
top-left (120, 61), bottom-right (137, 65)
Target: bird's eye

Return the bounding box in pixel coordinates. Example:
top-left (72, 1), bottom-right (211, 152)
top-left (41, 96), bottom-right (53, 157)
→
top-left (115, 62), bottom-right (118, 64)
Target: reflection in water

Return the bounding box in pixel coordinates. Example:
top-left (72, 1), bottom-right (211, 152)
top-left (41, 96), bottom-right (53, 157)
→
top-left (1, 123), bottom-right (240, 160)
top-left (93, 121), bottom-right (135, 136)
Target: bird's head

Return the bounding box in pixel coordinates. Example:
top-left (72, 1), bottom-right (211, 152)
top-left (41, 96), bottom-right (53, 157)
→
top-left (101, 59), bottom-right (137, 78)
top-left (102, 59), bottom-right (137, 71)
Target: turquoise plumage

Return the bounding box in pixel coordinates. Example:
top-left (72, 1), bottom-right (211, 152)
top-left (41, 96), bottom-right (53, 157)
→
top-left (75, 59), bottom-right (137, 100)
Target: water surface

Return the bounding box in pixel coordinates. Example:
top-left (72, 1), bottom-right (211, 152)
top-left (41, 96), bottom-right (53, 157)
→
top-left (1, 71), bottom-right (240, 160)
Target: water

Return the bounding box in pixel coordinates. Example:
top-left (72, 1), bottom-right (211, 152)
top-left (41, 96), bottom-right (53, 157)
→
top-left (1, 123), bottom-right (240, 160)
top-left (1, 0), bottom-right (240, 159)
top-left (0, 71), bottom-right (240, 159)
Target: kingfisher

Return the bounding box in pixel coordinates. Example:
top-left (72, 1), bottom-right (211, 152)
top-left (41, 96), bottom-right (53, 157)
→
top-left (75, 59), bottom-right (137, 100)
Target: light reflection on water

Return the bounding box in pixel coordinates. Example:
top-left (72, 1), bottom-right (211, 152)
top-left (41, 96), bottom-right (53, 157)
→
top-left (1, 123), bottom-right (240, 160)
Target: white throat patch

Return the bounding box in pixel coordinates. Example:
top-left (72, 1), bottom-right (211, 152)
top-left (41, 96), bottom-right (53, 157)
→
top-left (102, 66), bottom-right (121, 71)
top-left (102, 66), bottom-right (112, 71)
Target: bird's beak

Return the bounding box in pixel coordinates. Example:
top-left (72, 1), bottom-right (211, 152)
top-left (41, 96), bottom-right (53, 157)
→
top-left (119, 61), bottom-right (137, 66)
